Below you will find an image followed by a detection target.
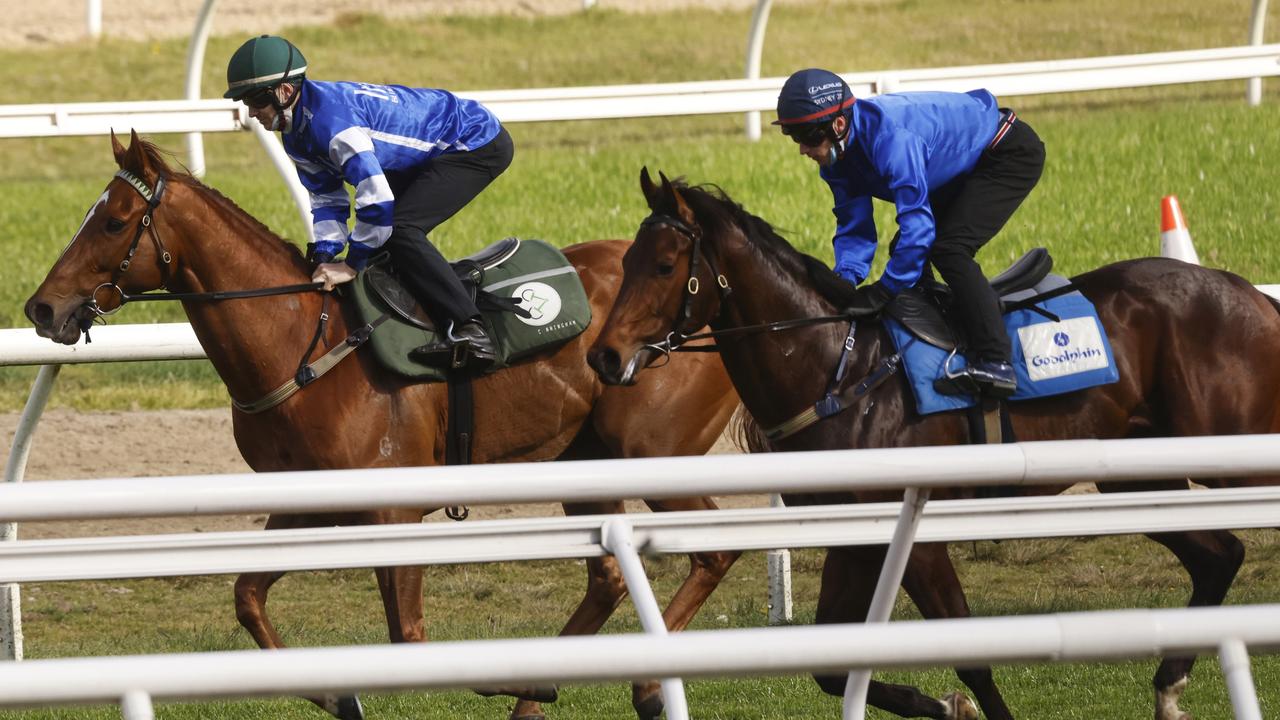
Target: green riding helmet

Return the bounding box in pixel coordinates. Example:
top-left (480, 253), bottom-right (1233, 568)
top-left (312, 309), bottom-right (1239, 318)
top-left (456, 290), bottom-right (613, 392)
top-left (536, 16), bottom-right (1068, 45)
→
top-left (224, 35), bottom-right (307, 100)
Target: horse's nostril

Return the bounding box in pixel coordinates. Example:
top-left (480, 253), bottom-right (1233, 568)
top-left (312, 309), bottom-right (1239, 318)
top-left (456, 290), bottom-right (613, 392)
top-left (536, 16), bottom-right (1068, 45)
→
top-left (588, 346), bottom-right (622, 380)
top-left (25, 300), bottom-right (54, 329)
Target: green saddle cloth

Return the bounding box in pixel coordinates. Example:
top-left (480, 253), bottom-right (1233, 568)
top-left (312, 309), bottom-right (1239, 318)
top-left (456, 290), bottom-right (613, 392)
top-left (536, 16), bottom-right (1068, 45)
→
top-left (350, 238), bottom-right (592, 381)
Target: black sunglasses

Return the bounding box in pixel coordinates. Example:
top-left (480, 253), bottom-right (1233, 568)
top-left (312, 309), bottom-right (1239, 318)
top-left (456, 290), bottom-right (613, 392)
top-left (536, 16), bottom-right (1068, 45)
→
top-left (781, 122), bottom-right (831, 147)
top-left (242, 87), bottom-right (278, 109)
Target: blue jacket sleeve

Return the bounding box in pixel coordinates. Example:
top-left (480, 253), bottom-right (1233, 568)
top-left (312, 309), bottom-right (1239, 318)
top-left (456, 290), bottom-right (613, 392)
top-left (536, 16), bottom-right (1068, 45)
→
top-left (325, 126), bottom-right (395, 268)
top-left (869, 130), bottom-right (936, 294)
top-left (825, 176), bottom-right (878, 286)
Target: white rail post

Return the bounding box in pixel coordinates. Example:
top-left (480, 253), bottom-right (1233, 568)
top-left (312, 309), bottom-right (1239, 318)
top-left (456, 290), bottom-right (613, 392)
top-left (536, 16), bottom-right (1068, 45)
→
top-left (1247, 0), bottom-right (1270, 105)
top-left (2, 363), bottom-right (62, 661)
top-left (742, 0), bottom-right (774, 141)
top-left (843, 487), bottom-right (932, 720)
top-left (601, 518), bottom-right (689, 720)
top-left (86, 0), bottom-right (102, 40)
top-left (184, 0), bottom-right (220, 178)
top-left (120, 689), bottom-right (155, 720)
top-left (1219, 638), bottom-right (1263, 720)
top-left (766, 492), bottom-right (792, 625)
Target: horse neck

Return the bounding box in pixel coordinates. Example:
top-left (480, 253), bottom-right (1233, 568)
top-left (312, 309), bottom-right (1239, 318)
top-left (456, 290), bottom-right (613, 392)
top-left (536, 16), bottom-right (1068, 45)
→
top-left (162, 181), bottom-right (348, 404)
top-left (710, 230), bottom-right (861, 428)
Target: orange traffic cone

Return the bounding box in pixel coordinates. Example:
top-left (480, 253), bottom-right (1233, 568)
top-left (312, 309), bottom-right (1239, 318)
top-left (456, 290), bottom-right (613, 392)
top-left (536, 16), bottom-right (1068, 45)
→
top-left (1160, 195), bottom-right (1200, 264)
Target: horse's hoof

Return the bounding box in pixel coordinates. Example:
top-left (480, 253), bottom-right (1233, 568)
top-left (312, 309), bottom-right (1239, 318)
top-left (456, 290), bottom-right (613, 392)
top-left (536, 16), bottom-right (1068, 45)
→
top-left (319, 694), bottom-right (364, 720)
top-left (474, 686), bottom-right (559, 703)
top-left (633, 691), bottom-right (664, 720)
top-left (522, 686), bottom-right (558, 704)
top-left (943, 691), bottom-right (978, 720)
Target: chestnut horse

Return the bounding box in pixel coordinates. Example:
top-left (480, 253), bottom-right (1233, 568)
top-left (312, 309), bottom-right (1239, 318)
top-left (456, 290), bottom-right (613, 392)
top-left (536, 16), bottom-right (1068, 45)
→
top-left (24, 134), bottom-right (741, 720)
top-left (588, 169), bottom-right (1280, 720)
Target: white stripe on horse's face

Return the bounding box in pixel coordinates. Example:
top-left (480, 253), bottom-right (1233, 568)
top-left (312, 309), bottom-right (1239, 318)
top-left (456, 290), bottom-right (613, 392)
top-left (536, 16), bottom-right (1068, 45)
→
top-left (58, 187), bottom-right (112, 262)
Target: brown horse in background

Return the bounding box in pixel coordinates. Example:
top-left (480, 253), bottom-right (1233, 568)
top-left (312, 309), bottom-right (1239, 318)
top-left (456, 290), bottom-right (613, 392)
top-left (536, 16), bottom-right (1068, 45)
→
top-left (24, 133), bottom-right (741, 720)
top-left (587, 169), bottom-right (1280, 720)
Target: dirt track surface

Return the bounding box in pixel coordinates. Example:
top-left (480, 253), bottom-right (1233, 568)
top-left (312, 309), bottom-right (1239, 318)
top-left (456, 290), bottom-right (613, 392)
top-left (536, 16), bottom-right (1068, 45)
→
top-left (6, 0), bottom-right (811, 48)
top-left (0, 408), bottom-right (751, 540)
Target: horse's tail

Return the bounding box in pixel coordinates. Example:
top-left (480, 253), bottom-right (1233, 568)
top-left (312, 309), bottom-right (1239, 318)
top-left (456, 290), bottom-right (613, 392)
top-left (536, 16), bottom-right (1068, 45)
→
top-left (729, 404), bottom-right (774, 453)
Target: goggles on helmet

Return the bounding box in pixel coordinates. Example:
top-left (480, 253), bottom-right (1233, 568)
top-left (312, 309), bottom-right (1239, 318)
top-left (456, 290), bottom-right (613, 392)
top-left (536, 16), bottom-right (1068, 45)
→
top-left (781, 121), bottom-right (832, 147)
top-left (242, 87), bottom-right (279, 109)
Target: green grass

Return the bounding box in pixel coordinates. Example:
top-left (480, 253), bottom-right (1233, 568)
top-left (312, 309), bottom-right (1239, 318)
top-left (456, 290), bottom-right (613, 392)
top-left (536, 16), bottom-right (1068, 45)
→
top-left (2, 533), bottom-right (1278, 719)
top-left (2, 7), bottom-right (1280, 714)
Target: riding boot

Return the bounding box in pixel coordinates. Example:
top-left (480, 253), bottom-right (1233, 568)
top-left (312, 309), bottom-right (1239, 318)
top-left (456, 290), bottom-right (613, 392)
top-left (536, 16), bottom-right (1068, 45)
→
top-left (411, 318), bottom-right (497, 371)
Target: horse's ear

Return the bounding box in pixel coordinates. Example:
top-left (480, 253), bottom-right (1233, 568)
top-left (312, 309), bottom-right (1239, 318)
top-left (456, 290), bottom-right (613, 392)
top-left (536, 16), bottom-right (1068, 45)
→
top-left (110, 130), bottom-right (127, 168)
top-left (668, 180), bottom-right (696, 227)
top-left (654, 171), bottom-right (696, 226)
top-left (119, 129), bottom-right (154, 179)
top-left (639, 167), bottom-right (661, 210)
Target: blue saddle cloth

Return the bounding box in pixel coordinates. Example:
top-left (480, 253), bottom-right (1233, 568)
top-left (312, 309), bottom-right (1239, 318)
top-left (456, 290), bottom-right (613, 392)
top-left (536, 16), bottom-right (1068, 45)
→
top-left (885, 281), bottom-right (1120, 415)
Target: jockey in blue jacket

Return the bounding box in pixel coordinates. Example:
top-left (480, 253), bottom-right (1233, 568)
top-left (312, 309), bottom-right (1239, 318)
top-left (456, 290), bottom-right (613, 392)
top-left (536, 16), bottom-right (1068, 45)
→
top-left (224, 35), bottom-right (514, 368)
top-left (774, 68), bottom-right (1045, 397)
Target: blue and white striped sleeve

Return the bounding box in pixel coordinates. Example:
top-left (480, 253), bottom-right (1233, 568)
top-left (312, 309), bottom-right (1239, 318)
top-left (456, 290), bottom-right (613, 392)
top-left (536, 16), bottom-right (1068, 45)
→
top-left (291, 156), bottom-right (349, 260)
top-left (328, 126), bottom-right (395, 268)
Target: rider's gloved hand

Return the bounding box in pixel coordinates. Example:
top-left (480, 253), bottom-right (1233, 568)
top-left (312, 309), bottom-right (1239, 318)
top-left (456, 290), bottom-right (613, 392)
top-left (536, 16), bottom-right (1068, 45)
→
top-left (312, 262), bottom-right (357, 291)
top-left (845, 280), bottom-right (893, 316)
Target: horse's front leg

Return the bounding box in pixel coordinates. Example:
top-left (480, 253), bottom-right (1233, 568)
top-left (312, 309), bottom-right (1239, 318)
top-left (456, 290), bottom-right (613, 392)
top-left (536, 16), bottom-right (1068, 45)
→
top-left (625, 497), bottom-right (742, 720)
top-left (497, 501), bottom-right (627, 720)
top-left (811, 545), bottom-right (972, 720)
top-left (899, 542), bottom-right (1002, 720)
top-left (233, 512), bottom-right (366, 720)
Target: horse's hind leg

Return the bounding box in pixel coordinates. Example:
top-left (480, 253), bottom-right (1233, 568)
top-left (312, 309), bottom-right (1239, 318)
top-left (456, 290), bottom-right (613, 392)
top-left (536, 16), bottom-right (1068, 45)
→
top-left (812, 545), bottom-right (970, 720)
top-left (626, 497), bottom-right (741, 720)
top-left (900, 542), bottom-right (1010, 720)
top-left (1144, 529), bottom-right (1246, 720)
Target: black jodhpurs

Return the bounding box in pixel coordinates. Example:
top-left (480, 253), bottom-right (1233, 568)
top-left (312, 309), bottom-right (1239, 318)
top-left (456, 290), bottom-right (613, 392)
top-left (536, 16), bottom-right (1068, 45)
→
top-left (382, 127), bottom-right (514, 329)
top-left (927, 114), bottom-right (1045, 362)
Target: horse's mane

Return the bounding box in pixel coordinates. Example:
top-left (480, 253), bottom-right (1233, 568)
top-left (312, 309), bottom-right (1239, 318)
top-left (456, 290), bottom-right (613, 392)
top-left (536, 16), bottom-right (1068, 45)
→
top-left (131, 139), bottom-right (304, 260)
top-left (666, 179), bottom-right (860, 308)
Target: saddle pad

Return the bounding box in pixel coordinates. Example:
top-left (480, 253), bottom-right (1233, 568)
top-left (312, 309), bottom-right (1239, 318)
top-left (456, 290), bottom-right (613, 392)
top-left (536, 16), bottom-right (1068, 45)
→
top-left (350, 239), bottom-right (591, 380)
top-left (886, 289), bottom-right (1120, 415)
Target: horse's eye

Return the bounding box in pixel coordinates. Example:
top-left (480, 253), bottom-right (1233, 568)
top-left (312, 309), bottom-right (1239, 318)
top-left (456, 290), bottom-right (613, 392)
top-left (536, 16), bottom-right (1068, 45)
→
top-left (105, 218), bottom-right (126, 233)
top-left (656, 263), bottom-right (675, 277)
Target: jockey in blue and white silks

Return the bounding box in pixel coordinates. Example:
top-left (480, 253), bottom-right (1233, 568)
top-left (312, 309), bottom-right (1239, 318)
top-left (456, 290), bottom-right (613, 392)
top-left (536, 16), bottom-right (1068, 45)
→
top-left (283, 79), bottom-right (504, 267)
top-left (224, 34), bottom-right (514, 367)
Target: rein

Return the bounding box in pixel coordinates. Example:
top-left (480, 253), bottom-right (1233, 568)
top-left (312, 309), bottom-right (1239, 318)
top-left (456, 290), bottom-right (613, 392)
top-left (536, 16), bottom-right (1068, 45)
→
top-left (638, 208), bottom-right (900, 440)
top-left (89, 168), bottom-right (386, 414)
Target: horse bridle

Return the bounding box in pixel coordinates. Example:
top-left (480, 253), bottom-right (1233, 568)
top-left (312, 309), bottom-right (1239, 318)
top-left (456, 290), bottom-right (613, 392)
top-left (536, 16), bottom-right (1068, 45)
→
top-left (636, 211), bottom-right (731, 360)
top-left (634, 209), bottom-right (904, 442)
top-left (86, 169), bottom-right (174, 320)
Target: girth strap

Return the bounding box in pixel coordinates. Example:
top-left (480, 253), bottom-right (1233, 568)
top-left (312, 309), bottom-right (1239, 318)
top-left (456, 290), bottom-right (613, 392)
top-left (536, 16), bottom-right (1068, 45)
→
top-left (234, 312), bottom-right (391, 414)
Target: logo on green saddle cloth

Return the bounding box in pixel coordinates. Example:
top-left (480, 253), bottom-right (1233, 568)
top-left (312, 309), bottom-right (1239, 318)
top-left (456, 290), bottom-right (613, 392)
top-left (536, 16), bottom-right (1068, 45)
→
top-left (513, 281), bottom-right (562, 327)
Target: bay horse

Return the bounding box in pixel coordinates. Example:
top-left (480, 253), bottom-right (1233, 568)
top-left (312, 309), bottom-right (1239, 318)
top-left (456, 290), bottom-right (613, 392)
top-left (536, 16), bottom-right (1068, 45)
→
top-left (587, 169), bottom-right (1280, 720)
top-left (23, 133), bottom-right (742, 720)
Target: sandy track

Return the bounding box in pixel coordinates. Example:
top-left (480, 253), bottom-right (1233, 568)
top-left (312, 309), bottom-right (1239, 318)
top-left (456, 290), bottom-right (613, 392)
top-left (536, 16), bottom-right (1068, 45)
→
top-left (6, 0), bottom-right (809, 48)
top-left (0, 408), bottom-right (751, 540)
